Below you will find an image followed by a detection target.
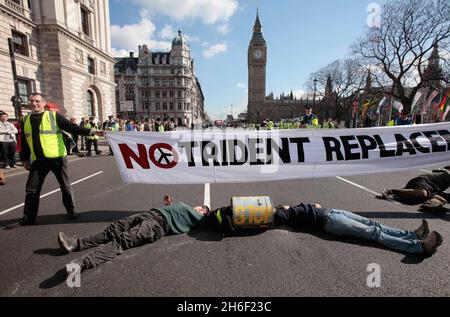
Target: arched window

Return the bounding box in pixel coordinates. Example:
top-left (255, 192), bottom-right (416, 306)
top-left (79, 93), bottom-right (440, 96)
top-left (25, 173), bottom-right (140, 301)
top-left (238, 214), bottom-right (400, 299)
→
top-left (87, 90), bottom-right (95, 116)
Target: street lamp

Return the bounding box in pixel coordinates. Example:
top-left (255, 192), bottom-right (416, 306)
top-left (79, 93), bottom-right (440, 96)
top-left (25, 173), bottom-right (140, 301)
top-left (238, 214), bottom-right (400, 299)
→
top-left (313, 78), bottom-right (318, 110)
top-left (8, 38), bottom-right (22, 118)
top-left (146, 58), bottom-right (150, 121)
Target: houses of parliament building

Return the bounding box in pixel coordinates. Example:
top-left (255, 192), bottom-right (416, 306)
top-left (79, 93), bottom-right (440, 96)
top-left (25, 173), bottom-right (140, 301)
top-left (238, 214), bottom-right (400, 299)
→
top-left (247, 12), bottom-right (333, 123)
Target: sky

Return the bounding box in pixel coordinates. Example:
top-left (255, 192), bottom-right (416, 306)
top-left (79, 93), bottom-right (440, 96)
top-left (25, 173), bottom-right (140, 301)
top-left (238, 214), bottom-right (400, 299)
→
top-left (109, 0), bottom-right (388, 120)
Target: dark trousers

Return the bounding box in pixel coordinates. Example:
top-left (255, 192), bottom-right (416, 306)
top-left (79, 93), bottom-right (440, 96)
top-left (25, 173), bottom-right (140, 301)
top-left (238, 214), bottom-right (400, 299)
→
top-left (78, 211), bottom-right (169, 269)
top-left (0, 141), bottom-right (16, 167)
top-left (22, 157), bottom-right (74, 224)
top-left (86, 139), bottom-right (99, 155)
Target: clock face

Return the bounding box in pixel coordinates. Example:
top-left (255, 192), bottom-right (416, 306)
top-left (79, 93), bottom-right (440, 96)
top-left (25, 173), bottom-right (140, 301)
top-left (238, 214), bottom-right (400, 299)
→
top-left (253, 50), bottom-right (263, 59)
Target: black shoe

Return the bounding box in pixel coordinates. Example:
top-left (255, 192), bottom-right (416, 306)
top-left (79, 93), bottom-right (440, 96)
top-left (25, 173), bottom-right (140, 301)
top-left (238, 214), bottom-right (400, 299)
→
top-left (58, 232), bottom-right (79, 253)
top-left (95, 151), bottom-right (102, 155)
top-left (18, 217), bottom-right (36, 226)
top-left (67, 210), bottom-right (78, 220)
top-left (86, 153), bottom-right (92, 157)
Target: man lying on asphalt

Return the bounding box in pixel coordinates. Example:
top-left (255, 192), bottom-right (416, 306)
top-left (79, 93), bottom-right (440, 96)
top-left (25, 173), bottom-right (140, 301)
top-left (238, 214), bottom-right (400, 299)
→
top-left (378, 166), bottom-right (450, 214)
top-left (212, 202), bottom-right (443, 256)
top-left (58, 196), bottom-right (213, 273)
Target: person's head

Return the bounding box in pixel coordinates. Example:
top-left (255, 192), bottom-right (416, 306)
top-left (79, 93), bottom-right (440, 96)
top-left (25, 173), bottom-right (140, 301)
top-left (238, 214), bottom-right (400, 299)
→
top-left (70, 117), bottom-right (77, 123)
top-left (194, 206), bottom-right (210, 216)
top-left (444, 166), bottom-right (450, 171)
top-left (0, 112), bottom-right (8, 122)
top-left (400, 110), bottom-right (408, 118)
top-left (305, 105), bottom-right (312, 114)
top-left (29, 93), bottom-right (47, 114)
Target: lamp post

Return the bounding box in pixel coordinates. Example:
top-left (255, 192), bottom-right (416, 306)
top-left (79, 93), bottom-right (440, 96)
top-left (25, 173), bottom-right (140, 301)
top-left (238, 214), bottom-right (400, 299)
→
top-left (8, 38), bottom-right (22, 118)
top-left (313, 78), bottom-right (318, 111)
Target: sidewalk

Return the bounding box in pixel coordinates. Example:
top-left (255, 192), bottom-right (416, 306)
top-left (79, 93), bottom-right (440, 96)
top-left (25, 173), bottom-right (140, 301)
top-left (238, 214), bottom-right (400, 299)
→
top-left (1, 138), bottom-right (111, 178)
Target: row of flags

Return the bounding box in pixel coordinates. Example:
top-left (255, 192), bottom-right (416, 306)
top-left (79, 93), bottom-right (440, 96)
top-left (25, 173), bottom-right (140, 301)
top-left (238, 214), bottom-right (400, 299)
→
top-left (355, 87), bottom-right (450, 121)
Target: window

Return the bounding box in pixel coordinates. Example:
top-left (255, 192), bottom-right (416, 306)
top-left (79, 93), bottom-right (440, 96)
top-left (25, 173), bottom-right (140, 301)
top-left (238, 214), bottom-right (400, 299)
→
top-left (87, 57), bottom-right (95, 74)
top-left (177, 91), bottom-right (182, 99)
top-left (81, 7), bottom-right (90, 36)
top-left (162, 91), bottom-right (167, 99)
top-left (163, 102), bottom-right (167, 110)
top-left (156, 102), bottom-right (160, 111)
top-left (170, 102), bottom-right (174, 110)
top-left (87, 90), bottom-right (95, 116)
top-left (178, 102), bottom-right (182, 110)
top-left (17, 78), bottom-right (32, 104)
top-left (170, 91), bottom-right (174, 98)
top-left (11, 31), bottom-right (28, 56)
top-left (155, 91), bottom-right (160, 98)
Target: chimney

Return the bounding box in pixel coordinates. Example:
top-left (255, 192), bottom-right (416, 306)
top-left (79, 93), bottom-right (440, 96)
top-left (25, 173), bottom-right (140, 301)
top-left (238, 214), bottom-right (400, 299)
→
top-left (130, 52), bottom-right (134, 58)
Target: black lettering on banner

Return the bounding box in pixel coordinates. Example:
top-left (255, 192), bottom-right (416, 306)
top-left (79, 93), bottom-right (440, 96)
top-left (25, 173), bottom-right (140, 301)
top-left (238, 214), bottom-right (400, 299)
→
top-left (356, 135), bottom-right (378, 159)
top-left (248, 138), bottom-right (265, 166)
top-left (323, 137), bottom-right (344, 162)
top-left (437, 130), bottom-right (450, 151)
top-left (410, 132), bottom-right (430, 154)
top-left (229, 140), bottom-right (248, 166)
top-left (340, 135), bottom-right (361, 161)
top-left (395, 134), bottom-right (417, 156)
top-left (423, 131), bottom-right (447, 153)
top-left (289, 138), bottom-right (310, 163)
top-left (373, 135), bottom-right (396, 158)
top-left (221, 140), bottom-right (229, 166)
top-left (178, 141), bottom-right (199, 167)
top-left (267, 138), bottom-right (291, 164)
top-left (202, 141), bottom-right (221, 167)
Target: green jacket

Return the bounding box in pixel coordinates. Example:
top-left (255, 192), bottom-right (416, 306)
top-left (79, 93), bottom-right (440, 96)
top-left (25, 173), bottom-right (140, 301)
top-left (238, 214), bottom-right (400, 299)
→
top-left (155, 202), bottom-right (205, 234)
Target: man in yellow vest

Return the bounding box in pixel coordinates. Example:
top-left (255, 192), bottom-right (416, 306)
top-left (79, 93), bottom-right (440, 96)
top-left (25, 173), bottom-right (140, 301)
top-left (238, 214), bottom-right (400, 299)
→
top-left (301, 105), bottom-right (319, 129)
top-left (16, 93), bottom-right (102, 226)
top-left (84, 116), bottom-right (102, 157)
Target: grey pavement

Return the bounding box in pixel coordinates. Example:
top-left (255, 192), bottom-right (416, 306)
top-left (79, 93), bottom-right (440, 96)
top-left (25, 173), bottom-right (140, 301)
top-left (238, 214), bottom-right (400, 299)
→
top-left (0, 146), bottom-right (449, 297)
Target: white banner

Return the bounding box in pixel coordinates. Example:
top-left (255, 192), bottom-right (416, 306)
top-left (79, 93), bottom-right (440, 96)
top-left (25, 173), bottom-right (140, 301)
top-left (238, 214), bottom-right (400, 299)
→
top-left (106, 123), bottom-right (450, 184)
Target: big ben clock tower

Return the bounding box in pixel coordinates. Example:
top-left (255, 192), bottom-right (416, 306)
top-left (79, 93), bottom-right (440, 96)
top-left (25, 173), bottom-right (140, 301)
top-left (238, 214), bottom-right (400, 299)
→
top-left (248, 11), bottom-right (267, 123)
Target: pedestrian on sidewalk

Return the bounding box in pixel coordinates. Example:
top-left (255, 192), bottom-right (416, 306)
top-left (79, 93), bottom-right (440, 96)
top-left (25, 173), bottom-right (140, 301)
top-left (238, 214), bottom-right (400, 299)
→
top-left (0, 112), bottom-right (18, 169)
top-left (17, 93), bottom-right (103, 226)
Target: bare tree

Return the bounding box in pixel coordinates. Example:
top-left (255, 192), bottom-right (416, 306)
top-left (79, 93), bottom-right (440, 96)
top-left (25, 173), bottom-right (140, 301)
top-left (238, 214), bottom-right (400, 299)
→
top-left (352, 0), bottom-right (450, 111)
top-left (307, 58), bottom-right (367, 122)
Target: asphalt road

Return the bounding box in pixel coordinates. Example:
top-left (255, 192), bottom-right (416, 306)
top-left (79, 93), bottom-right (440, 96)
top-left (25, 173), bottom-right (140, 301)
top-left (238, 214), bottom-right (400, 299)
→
top-left (0, 151), bottom-right (449, 297)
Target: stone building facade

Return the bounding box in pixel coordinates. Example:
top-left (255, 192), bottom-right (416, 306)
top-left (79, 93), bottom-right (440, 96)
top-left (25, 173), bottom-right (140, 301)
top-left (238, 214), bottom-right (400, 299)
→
top-left (0, 0), bottom-right (115, 120)
top-left (114, 31), bottom-right (206, 127)
top-left (247, 12), bottom-right (330, 124)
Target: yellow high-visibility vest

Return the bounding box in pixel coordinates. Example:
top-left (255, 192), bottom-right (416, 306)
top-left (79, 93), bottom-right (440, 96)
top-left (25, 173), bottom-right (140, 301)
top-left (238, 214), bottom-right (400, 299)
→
top-left (24, 111), bottom-right (67, 160)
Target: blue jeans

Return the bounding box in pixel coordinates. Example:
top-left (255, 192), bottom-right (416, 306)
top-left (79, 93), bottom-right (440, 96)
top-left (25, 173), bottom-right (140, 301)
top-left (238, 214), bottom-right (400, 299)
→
top-left (323, 209), bottom-right (423, 254)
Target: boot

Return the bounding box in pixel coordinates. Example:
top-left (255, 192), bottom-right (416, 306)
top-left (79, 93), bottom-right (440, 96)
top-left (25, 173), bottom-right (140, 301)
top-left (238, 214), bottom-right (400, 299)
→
top-left (421, 231), bottom-right (443, 255)
top-left (58, 232), bottom-right (79, 253)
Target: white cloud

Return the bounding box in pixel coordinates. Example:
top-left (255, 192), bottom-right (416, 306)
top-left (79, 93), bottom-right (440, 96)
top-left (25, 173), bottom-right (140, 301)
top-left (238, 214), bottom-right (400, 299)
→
top-left (236, 82), bottom-right (246, 89)
top-left (202, 42), bottom-right (210, 47)
top-left (203, 43), bottom-right (227, 58)
top-left (111, 48), bottom-right (133, 57)
top-left (292, 89), bottom-right (307, 99)
top-left (217, 24), bottom-right (229, 35)
top-left (132, 0), bottom-right (239, 24)
top-left (160, 25), bottom-right (175, 39)
top-left (111, 11), bottom-right (173, 55)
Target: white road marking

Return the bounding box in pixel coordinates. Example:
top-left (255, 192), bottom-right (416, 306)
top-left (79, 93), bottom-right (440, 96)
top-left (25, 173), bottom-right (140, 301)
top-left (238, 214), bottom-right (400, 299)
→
top-left (336, 176), bottom-right (403, 206)
top-left (0, 171), bottom-right (104, 216)
top-left (204, 183), bottom-right (211, 209)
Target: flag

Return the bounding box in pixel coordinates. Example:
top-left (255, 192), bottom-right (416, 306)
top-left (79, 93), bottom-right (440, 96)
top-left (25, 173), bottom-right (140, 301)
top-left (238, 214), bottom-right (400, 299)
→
top-left (422, 90), bottom-right (439, 113)
top-left (410, 91), bottom-right (423, 115)
top-left (376, 97), bottom-right (388, 114)
top-left (438, 90), bottom-right (450, 119)
top-left (391, 99), bottom-right (403, 116)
